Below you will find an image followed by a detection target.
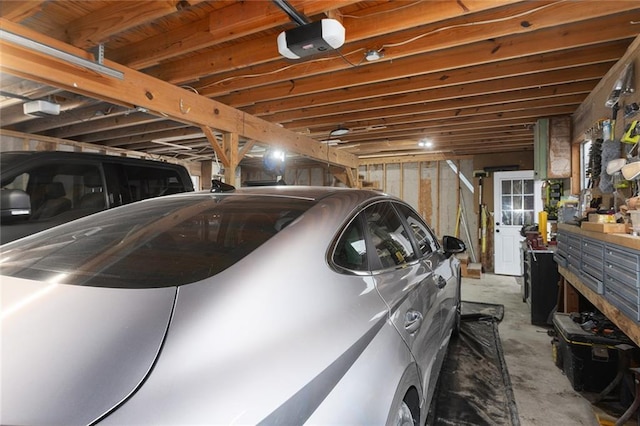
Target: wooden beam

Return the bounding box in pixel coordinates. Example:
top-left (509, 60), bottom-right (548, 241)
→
top-left (286, 98), bottom-right (578, 138)
top-left (0, 1), bottom-right (45, 21)
top-left (0, 19), bottom-right (358, 170)
top-left (214, 11), bottom-right (639, 106)
top-left (66, 1), bottom-right (183, 48)
top-left (50, 114), bottom-right (164, 140)
top-left (289, 102), bottom-right (579, 137)
top-left (113, 0), bottom-right (360, 69)
top-left (202, 31), bottom-right (626, 101)
top-left (359, 153), bottom-right (472, 166)
top-left (265, 69), bottom-right (606, 124)
top-left (346, 167), bottom-right (358, 188)
top-left (148, 0), bottom-right (524, 84)
top-left (559, 266), bottom-right (640, 348)
top-left (223, 132), bottom-right (239, 187)
top-left (0, 129), bottom-right (188, 166)
top-left (80, 122), bottom-right (192, 145)
top-left (14, 104), bottom-right (131, 134)
top-left (238, 140), bottom-right (256, 162)
top-left (201, 126), bottom-right (229, 168)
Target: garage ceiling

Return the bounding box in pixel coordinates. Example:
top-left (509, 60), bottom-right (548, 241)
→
top-left (1, 0), bottom-right (639, 166)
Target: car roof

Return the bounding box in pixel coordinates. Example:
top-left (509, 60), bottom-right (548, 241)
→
top-left (211, 185), bottom-right (389, 202)
top-left (0, 151), bottom-right (186, 169)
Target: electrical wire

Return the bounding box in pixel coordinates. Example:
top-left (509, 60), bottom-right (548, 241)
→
top-left (380, 1), bottom-right (561, 49)
top-left (340, 0), bottom-right (423, 19)
top-left (201, 48), bottom-right (365, 89)
top-left (334, 48), bottom-right (367, 68)
top-left (201, 0), bottom-right (563, 88)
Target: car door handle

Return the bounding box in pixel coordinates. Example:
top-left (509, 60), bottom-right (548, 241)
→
top-left (435, 275), bottom-right (447, 289)
top-left (404, 310), bottom-right (423, 334)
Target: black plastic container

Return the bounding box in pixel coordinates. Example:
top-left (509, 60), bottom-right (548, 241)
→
top-left (552, 312), bottom-right (631, 392)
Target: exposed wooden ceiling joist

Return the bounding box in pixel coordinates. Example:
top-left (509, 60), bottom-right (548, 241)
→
top-left (0, 17), bottom-right (358, 169)
top-left (0, 0), bottom-right (638, 165)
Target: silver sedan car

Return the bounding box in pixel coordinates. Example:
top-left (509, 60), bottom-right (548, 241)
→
top-left (1, 186), bottom-right (465, 425)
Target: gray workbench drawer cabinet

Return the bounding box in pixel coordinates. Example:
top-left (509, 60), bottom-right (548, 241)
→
top-left (604, 245), bottom-right (640, 322)
top-left (582, 238), bottom-right (605, 294)
top-left (556, 229), bottom-right (640, 322)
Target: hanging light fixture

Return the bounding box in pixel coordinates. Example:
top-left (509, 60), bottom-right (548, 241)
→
top-left (330, 126), bottom-right (350, 136)
top-left (365, 49), bottom-right (383, 62)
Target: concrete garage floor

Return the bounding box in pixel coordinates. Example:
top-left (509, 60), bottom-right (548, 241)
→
top-left (461, 273), bottom-right (599, 426)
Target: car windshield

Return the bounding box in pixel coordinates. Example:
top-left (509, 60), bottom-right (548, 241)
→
top-left (0, 193), bottom-right (313, 288)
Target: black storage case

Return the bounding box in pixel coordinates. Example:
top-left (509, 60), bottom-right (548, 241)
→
top-left (553, 312), bottom-right (630, 392)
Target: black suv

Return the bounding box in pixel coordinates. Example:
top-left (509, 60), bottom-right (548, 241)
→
top-left (1, 151), bottom-right (194, 244)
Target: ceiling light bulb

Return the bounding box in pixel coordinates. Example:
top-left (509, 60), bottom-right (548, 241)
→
top-left (365, 50), bottom-right (383, 62)
top-left (330, 127), bottom-right (350, 136)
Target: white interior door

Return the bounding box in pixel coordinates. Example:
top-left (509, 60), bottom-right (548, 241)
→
top-left (493, 171), bottom-right (542, 276)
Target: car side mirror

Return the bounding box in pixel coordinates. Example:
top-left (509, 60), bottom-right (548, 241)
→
top-left (442, 235), bottom-right (466, 257)
top-left (0, 189), bottom-right (31, 223)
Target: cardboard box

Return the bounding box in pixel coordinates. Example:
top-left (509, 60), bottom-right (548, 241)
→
top-left (588, 213), bottom-right (616, 223)
top-left (581, 222), bottom-right (627, 233)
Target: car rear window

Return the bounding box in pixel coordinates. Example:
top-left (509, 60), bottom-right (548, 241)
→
top-left (0, 194), bottom-right (313, 288)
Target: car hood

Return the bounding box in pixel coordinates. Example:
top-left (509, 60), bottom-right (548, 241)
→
top-left (0, 276), bottom-right (177, 426)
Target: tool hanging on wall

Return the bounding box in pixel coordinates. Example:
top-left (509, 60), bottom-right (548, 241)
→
top-left (605, 62), bottom-right (634, 109)
top-left (624, 102), bottom-right (639, 118)
top-left (611, 102), bottom-right (620, 140)
top-left (622, 120), bottom-right (640, 145)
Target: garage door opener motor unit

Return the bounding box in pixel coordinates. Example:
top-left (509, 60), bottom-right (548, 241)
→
top-left (277, 19), bottom-right (345, 59)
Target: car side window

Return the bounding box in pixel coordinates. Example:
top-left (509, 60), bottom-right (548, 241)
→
top-left (121, 165), bottom-right (186, 202)
top-left (2, 163), bottom-right (104, 221)
top-left (394, 203), bottom-right (440, 256)
top-left (333, 215), bottom-right (368, 271)
top-left (365, 202), bottom-right (416, 269)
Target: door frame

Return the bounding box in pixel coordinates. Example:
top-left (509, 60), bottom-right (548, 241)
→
top-left (493, 170), bottom-right (542, 276)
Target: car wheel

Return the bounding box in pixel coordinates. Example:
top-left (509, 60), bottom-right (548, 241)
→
top-left (393, 401), bottom-right (416, 426)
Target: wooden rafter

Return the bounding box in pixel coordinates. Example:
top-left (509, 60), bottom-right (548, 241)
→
top-left (0, 18), bottom-right (358, 169)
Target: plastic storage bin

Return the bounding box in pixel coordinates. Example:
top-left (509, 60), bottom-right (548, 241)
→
top-left (552, 312), bottom-right (632, 392)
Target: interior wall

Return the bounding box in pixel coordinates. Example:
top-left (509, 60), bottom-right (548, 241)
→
top-left (473, 151), bottom-right (535, 216)
top-left (359, 159), bottom-right (478, 260)
top-left (573, 35), bottom-right (640, 145)
top-left (570, 35), bottom-right (640, 200)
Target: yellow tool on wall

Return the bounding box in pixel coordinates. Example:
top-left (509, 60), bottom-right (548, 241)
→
top-left (622, 120), bottom-right (639, 144)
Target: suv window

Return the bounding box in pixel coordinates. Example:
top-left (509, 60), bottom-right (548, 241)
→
top-left (1, 153), bottom-right (194, 244)
top-left (121, 164), bottom-right (186, 202)
top-left (2, 163), bottom-right (104, 221)
top-left (364, 202), bottom-right (416, 269)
